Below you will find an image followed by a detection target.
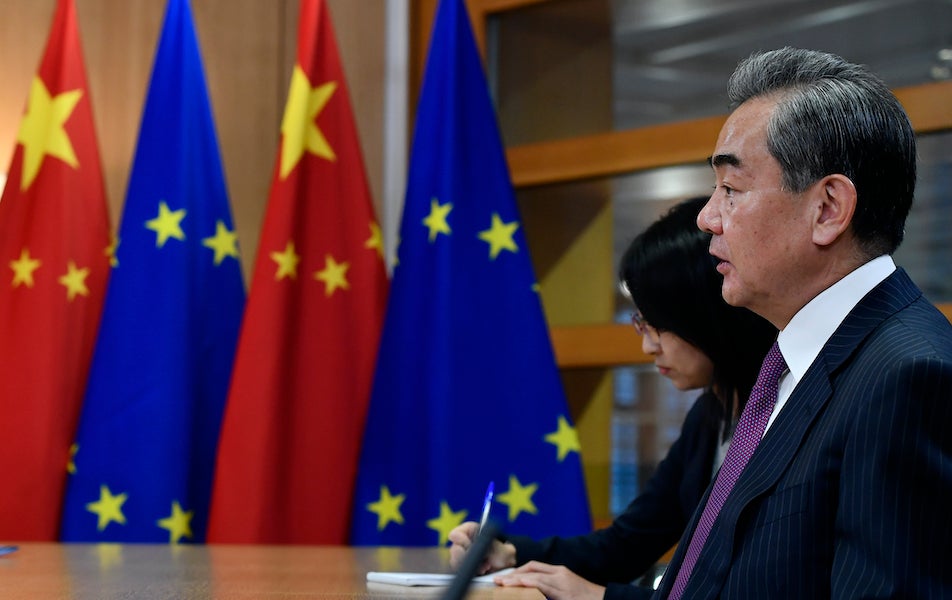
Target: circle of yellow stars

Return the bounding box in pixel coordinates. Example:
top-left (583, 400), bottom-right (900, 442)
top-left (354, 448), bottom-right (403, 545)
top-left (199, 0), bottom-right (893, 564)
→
top-left (140, 201), bottom-right (240, 267)
top-left (70, 449), bottom-right (197, 544)
top-left (363, 415), bottom-right (580, 545)
top-left (420, 198), bottom-right (520, 260)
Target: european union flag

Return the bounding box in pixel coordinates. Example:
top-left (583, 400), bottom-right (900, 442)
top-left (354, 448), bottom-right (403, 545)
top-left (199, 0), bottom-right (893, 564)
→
top-left (60, 0), bottom-right (244, 543)
top-left (351, 0), bottom-right (591, 546)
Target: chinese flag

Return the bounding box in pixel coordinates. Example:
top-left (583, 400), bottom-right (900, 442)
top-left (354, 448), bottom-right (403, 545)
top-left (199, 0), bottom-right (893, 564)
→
top-left (0, 0), bottom-right (110, 540)
top-left (207, 0), bottom-right (388, 543)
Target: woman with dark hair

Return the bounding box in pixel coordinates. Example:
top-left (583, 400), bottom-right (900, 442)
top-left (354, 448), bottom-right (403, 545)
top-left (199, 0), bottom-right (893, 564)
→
top-left (448, 196), bottom-right (777, 600)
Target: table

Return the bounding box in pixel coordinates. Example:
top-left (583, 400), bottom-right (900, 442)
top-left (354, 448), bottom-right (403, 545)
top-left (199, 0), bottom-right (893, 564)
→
top-left (0, 543), bottom-right (544, 599)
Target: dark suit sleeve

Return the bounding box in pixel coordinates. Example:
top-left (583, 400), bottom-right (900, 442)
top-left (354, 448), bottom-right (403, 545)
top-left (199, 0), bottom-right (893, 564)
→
top-left (504, 392), bottom-right (721, 586)
top-left (834, 355), bottom-right (952, 598)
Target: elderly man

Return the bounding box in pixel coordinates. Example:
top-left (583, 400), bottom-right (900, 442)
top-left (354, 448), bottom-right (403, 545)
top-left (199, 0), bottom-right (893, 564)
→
top-left (656, 47), bottom-right (952, 599)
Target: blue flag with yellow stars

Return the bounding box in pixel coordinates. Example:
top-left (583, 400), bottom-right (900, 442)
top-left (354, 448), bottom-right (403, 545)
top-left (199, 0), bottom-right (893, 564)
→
top-left (59, 0), bottom-right (244, 543)
top-left (350, 0), bottom-right (591, 546)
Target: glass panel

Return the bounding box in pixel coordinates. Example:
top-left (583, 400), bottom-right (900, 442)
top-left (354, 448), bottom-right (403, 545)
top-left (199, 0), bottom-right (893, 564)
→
top-left (611, 365), bottom-right (697, 517)
top-left (895, 130), bottom-right (952, 302)
top-left (489, 0), bottom-right (952, 144)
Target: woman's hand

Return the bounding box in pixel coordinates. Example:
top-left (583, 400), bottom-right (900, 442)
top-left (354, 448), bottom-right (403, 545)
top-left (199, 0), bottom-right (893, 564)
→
top-left (447, 521), bottom-right (516, 575)
top-left (494, 561), bottom-right (605, 600)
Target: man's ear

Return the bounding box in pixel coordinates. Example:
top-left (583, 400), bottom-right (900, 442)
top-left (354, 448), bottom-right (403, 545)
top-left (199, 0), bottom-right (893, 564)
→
top-left (812, 174), bottom-right (856, 247)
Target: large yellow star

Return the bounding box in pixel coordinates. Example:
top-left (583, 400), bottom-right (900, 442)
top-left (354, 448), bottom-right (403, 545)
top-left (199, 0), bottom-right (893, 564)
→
top-left (86, 485), bottom-right (128, 532)
top-left (202, 221), bottom-right (239, 265)
top-left (314, 254), bottom-right (350, 296)
top-left (270, 240), bottom-right (301, 280)
top-left (496, 475), bottom-right (539, 522)
top-left (426, 501), bottom-right (468, 547)
top-left (422, 198), bottom-right (452, 242)
top-left (545, 415), bottom-right (581, 462)
top-left (478, 213), bottom-right (519, 260)
top-left (280, 65), bottom-right (337, 178)
top-left (145, 201), bottom-right (187, 248)
top-left (157, 500), bottom-right (194, 544)
top-left (365, 222), bottom-right (384, 259)
top-left (58, 261), bottom-right (90, 301)
top-left (367, 485), bottom-right (406, 531)
top-left (10, 248), bottom-right (41, 288)
top-left (16, 76), bottom-right (81, 191)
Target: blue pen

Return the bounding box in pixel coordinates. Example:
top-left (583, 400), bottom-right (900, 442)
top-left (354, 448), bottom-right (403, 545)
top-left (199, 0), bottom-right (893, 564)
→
top-left (0, 545), bottom-right (18, 557)
top-left (475, 481), bottom-right (494, 536)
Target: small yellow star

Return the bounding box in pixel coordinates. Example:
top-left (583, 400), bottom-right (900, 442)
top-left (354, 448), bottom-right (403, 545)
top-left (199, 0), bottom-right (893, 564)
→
top-left (365, 222), bottom-right (384, 259)
top-left (145, 201), bottom-right (186, 248)
top-left (280, 66), bottom-right (337, 178)
top-left (545, 415), bottom-right (581, 462)
top-left (367, 485), bottom-right (406, 531)
top-left (496, 475), bottom-right (539, 522)
top-left (157, 500), bottom-right (194, 544)
top-left (58, 261), bottom-right (90, 301)
top-left (314, 254), bottom-right (350, 296)
top-left (10, 248), bottom-right (41, 288)
top-left (105, 234), bottom-right (119, 268)
top-left (67, 443), bottom-right (78, 474)
top-left (202, 220), bottom-right (239, 265)
top-left (16, 77), bottom-right (82, 190)
top-left (426, 501), bottom-right (468, 547)
top-left (478, 213), bottom-right (519, 260)
top-left (422, 198), bottom-right (452, 242)
top-left (86, 485), bottom-right (128, 532)
top-left (270, 240), bottom-right (301, 280)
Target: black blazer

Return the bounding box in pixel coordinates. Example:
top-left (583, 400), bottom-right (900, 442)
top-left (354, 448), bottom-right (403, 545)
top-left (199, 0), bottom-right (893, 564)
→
top-left (507, 390), bottom-right (724, 600)
top-left (655, 269), bottom-right (952, 599)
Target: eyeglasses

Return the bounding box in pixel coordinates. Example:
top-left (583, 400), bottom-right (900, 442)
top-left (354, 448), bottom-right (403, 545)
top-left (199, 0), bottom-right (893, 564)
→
top-left (630, 311), bottom-right (662, 345)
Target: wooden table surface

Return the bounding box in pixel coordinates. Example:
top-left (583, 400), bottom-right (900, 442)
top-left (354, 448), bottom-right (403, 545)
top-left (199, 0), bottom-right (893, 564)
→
top-left (0, 543), bottom-right (544, 599)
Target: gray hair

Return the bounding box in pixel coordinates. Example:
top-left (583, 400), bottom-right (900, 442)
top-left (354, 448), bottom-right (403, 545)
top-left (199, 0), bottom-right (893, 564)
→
top-left (728, 47), bottom-right (916, 257)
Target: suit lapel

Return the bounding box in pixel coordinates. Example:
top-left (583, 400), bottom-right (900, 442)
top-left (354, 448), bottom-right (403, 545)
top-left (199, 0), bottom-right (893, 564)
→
top-left (727, 270), bottom-right (920, 509)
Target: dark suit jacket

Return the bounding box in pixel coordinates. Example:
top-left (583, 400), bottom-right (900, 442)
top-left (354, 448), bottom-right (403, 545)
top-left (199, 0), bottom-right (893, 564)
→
top-left (654, 269), bottom-right (952, 599)
top-left (507, 390), bottom-right (724, 600)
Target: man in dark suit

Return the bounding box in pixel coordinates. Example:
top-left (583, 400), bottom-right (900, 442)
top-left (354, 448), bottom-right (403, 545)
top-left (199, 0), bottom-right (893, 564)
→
top-left (655, 47), bottom-right (952, 599)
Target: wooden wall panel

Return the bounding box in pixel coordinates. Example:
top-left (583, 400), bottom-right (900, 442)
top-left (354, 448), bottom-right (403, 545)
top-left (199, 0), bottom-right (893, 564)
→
top-left (325, 0), bottom-right (386, 222)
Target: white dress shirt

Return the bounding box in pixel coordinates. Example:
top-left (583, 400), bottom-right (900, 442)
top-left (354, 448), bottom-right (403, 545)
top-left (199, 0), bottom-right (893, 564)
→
top-left (764, 255), bottom-right (897, 434)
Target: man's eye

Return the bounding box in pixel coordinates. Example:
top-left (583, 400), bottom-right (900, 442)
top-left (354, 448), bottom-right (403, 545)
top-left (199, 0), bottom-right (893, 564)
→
top-left (713, 184), bottom-right (735, 196)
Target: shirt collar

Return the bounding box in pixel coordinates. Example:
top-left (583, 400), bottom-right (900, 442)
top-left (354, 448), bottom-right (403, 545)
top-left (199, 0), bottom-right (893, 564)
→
top-left (777, 255), bottom-right (896, 383)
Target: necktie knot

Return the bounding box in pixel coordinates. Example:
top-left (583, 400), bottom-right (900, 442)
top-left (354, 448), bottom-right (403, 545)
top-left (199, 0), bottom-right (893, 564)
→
top-left (756, 342), bottom-right (787, 390)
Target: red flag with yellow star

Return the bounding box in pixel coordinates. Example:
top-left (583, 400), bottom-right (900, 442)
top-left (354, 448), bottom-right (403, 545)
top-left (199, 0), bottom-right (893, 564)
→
top-left (0, 0), bottom-right (111, 540)
top-left (207, 0), bottom-right (388, 543)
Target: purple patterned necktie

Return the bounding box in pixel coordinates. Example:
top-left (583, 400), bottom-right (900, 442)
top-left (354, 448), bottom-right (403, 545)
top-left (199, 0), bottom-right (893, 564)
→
top-left (668, 342), bottom-right (787, 600)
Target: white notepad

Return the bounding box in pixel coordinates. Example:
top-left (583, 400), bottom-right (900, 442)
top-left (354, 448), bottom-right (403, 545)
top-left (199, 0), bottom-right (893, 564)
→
top-left (366, 567), bottom-right (515, 587)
